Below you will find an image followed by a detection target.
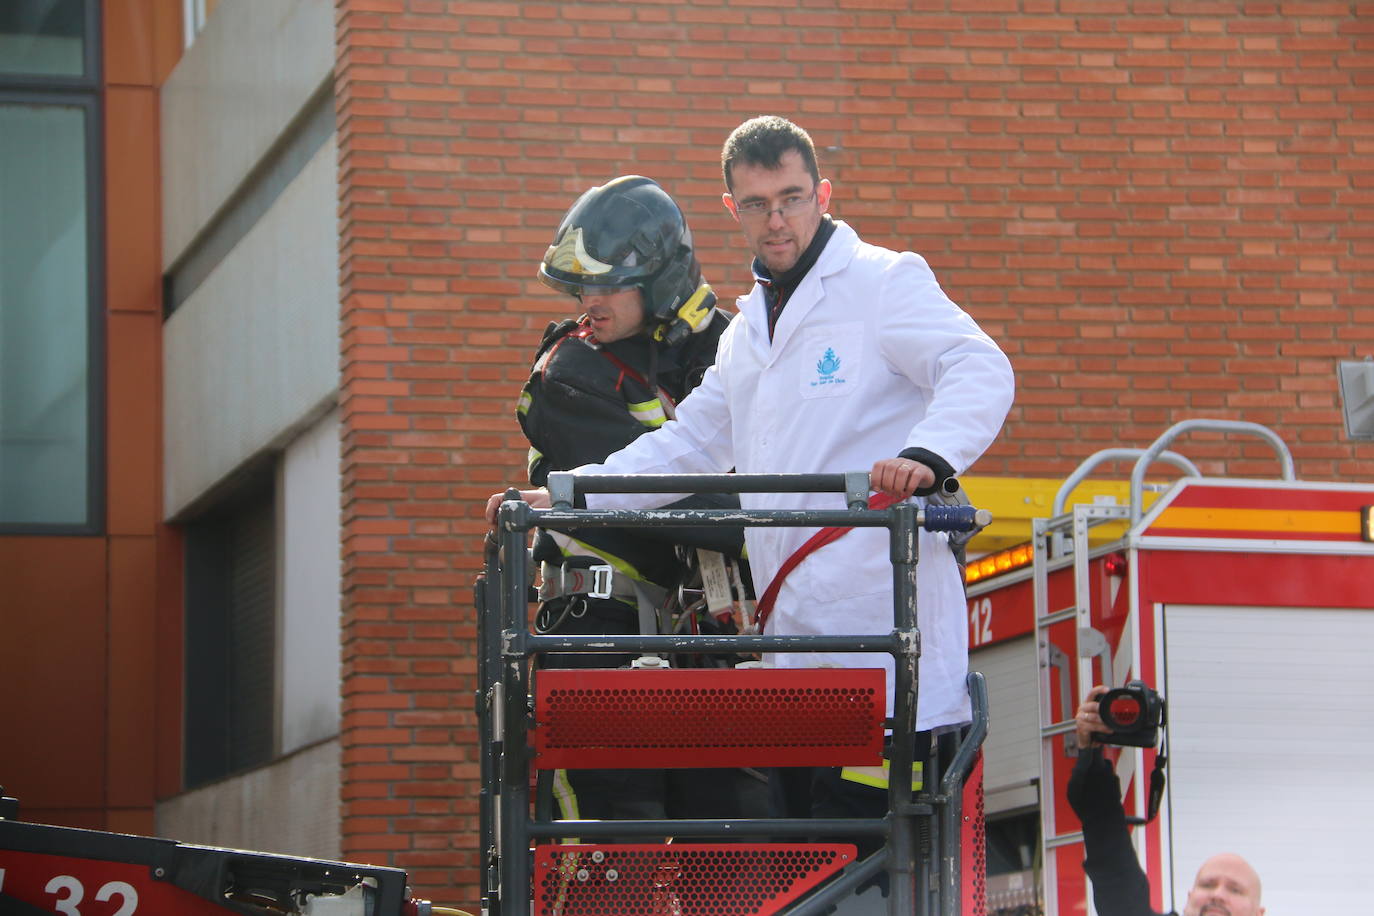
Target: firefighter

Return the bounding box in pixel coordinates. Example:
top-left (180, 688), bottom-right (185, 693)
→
top-left (516, 175), bottom-right (758, 822)
top-left (1070, 686), bottom-right (1266, 916)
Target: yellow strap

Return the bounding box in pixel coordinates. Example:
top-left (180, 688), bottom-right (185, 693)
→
top-left (550, 533), bottom-right (646, 581)
top-left (552, 768), bottom-right (581, 844)
top-left (840, 760), bottom-right (924, 791)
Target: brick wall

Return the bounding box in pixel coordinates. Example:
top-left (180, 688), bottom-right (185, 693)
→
top-left (334, 0), bottom-right (1373, 904)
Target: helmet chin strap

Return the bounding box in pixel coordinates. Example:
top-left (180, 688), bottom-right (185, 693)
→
top-left (653, 283), bottom-right (717, 348)
top-left (646, 331), bottom-right (660, 399)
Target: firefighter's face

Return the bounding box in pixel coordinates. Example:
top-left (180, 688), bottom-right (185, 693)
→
top-left (1183, 854), bottom-right (1264, 916)
top-left (581, 286), bottom-right (646, 344)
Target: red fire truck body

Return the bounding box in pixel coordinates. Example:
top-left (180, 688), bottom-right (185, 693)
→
top-left (966, 463), bottom-right (1374, 914)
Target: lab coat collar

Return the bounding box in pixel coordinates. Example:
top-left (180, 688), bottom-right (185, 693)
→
top-left (740, 220), bottom-right (860, 363)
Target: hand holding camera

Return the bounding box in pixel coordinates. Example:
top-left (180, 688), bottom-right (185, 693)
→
top-left (1075, 681), bottom-right (1166, 750)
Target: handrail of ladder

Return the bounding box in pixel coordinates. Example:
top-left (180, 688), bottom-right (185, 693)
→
top-left (1128, 419), bottom-right (1296, 524)
top-left (1051, 448), bottom-right (1201, 519)
top-left (1045, 449), bottom-right (1195, 558)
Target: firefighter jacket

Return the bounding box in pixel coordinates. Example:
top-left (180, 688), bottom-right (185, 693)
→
top-left (517, 311), bottom-right (742, 596)
top-left (574, 220), bottom-right (1016, 730)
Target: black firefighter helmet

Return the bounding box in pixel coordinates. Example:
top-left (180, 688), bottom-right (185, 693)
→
top-left (538, 176), bottom-right (716, 347)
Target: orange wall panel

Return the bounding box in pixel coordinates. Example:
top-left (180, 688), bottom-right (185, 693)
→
top-left (1, 0), bottom-right (180, 838)
top-left (103, 0), bottom-right (156, 86)
top-left (105, 87), bottom-right (161, 316)
top-left (105, 807), bottom-right (156, 837)
top-left (151, 0), bottom-right (184, 86)
top-left (106, 311), bottom-right (160, 536)
top-left (103, 0), bottom-right (183, 88)
top-left (0, 539), bottom-right (108, 811)
top-left (106, 535), bottom-right (159, 808)
top-left (19, 809), bottom-right (110, 831)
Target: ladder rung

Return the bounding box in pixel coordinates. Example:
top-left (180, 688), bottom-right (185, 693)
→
top-left (1045, 831), bottom-right (1084, 849)
top-left (1037, 607), bottom-right (1078, 626)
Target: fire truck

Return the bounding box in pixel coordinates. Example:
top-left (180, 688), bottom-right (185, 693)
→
top-left (964, 419), bottom-right (1374, 915)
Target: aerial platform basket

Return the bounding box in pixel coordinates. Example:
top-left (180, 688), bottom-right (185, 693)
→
top-left (477, 471), bottom-right (992, 916)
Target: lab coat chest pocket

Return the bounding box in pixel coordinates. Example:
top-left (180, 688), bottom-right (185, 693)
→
top-left (798, 323), bottom-right (864, 399)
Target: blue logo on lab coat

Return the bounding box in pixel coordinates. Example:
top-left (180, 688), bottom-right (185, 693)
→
top-left (813, 348), bottom-right (846, 387)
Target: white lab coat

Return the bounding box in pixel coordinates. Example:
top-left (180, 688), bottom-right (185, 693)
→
top-left (577, 221), bottom-right (1015, 730)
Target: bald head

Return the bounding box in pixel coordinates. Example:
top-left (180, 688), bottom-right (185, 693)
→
top-left (1183, 853), bottom-right (1264, 916)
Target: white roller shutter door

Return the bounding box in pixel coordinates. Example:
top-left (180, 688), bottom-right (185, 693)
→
top-left (1164, 604), bottom-right (1374, 914)
top-left (971, 636), bottom-right (1040, 814)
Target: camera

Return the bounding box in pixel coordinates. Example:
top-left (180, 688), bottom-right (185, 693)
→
top-left (1095, 680), bottom-right (1166, 748)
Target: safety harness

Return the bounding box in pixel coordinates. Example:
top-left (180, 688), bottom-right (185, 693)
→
top-left (753, 492), bottom-right (900, 633)
top-left (536, 554), bottom-right (671, 640)
top-left (528, 320), bottom-right (729, 644)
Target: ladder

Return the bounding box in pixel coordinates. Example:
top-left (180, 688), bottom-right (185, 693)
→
top-left (1032, 496), bottom-right (1131, 916)
top-left (478, 471), bottom-right (990, 916)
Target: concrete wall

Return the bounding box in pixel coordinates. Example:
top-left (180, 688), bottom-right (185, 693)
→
top-left (162, 137), bottom-right (339, 517)
top-left (160, 0), bottom-right (334, 266)
top-left (280, 408), bottom-right (343, 755)
top-left (155, 738), bottom-right (342, 859)
top-left (155, 0), bottom-right (343, 852)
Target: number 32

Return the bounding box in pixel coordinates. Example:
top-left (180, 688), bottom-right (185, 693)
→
top-left (44, 875), bottom-right (139, 916)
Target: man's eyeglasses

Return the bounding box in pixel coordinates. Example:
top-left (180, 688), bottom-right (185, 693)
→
top-left (733, 189), bottom-right (817, 221)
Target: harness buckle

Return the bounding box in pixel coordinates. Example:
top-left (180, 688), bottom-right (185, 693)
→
top-left (587, 564), bottom-right (614, 600)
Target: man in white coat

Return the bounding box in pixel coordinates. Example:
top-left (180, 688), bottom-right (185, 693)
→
top-left (487, 115), bottom-right (1015, 825)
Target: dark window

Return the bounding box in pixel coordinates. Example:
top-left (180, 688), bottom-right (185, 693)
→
top-left (986, 809), bottom-right (1039, 876)
top-left (0, 0), bottom-right (102, 532)
top-left (0, 0), bottom-right (90, 79)
top-left (0, 100), bottom-right (99, 528)
top-left (184, 482), bottom-right (277, 787)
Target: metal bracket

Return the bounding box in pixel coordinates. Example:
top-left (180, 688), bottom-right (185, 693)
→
top-left (1078, 625), bottom-right (1111, 687)
top-left (844, 470), bottom-right (869, 510)
top-left (547, 471), bottom-right (575, 509)
top-left (1041, 641), bottom-right (1077, 757)
top-left (491, 681), bottom-right (504, 740)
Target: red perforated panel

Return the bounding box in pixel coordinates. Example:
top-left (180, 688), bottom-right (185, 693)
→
top-left (533, 843), bottom-right (857, 916)
top-left (962, 752), bottom-right (987, 916)
top-left (532, 668), bottom-right (886, 769)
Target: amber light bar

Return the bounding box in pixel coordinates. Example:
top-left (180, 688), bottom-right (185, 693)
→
top-left (965, 542), bottom-right (1034, 584)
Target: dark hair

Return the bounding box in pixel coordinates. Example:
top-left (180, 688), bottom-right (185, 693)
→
top-left (721, 115), bottom-right (821, 193)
